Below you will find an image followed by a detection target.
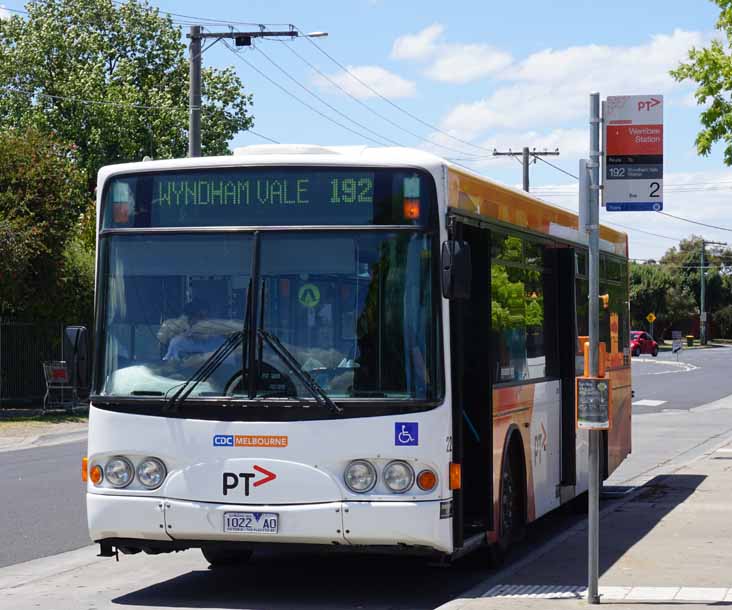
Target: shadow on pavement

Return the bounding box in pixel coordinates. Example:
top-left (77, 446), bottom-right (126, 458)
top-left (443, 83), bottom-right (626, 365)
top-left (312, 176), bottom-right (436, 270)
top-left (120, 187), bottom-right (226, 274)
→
top-left (111, 476), bottom-right (703, 609)
top-left (112, 550), bottom-right (494, 610)
top-left (495, 473), bottom-right (706, 587)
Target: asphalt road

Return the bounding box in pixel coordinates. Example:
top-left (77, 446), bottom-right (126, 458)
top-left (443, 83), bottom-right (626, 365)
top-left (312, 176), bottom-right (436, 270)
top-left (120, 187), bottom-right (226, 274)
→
top-left (631, 346), bottom-right (732, 413)
top-left (0, 440), bottom-right (88, 568)
top-left (1, 346), bottom-right (731, 607)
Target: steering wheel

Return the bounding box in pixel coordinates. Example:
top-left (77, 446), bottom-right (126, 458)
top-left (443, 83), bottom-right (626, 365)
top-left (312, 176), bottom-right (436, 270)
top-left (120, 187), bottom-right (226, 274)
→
top-left (223, 361), bottom-right (298, 397)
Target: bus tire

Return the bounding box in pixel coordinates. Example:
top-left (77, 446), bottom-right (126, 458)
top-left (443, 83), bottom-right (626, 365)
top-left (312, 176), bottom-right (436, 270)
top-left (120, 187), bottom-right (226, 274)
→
top-left (201, 547), bottom-right (253, 568)
top-left (489, 439), bottom-right (526, 565)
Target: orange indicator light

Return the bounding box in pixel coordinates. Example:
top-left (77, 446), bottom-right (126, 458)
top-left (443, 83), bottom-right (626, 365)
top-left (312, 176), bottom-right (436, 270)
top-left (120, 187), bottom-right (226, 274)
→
top-left (81, 457), bottom-right (88, 482)
top-left (90, 465), bottom-right (103, 486)
top-left (417, 469), bottom-right (437, 491)
top-left (403, 198), bottom-right (420, 220)
top-left (449, 462), bottom-right (462, 490)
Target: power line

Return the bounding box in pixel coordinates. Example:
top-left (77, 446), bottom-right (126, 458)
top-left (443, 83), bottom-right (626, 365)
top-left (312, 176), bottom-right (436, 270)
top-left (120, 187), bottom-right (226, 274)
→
top-left (1, 84), bottom-right (166, 109)
top-left (252, 45), bottom-right (399, 147)
top-left (527, 155), bottom-right (731, 232)
top-left (247, 129), bottom-right (280, 144)
top-left (294, 26), bottom-right (502, 156)
top-left (657, 211), bottom-right (732, 232)
top-left (531, 154), bottom-right (579, 180)
top-left (278, 41), bottom-right (482, 158)
top-left (222, 41), bottom-right (389, 147)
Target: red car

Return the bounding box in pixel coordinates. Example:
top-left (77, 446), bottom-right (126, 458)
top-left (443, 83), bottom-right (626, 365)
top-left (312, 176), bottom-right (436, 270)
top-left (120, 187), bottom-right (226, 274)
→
top-left (631, 331), bottom-right (658, 357)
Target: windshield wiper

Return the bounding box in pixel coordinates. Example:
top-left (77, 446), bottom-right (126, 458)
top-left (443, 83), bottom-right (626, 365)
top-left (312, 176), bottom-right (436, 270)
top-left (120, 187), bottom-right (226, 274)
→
top-left (258, 329), bottom-right (343, 416)
top-left (165, 331), bottom-right (244, 412)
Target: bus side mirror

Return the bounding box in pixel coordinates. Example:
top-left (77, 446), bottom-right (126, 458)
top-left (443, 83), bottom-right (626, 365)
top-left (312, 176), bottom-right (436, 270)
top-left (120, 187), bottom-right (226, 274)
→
top-left (441, 240), bottom-right (471, 300)
top-left (64, 325), bottom-right (90, 397)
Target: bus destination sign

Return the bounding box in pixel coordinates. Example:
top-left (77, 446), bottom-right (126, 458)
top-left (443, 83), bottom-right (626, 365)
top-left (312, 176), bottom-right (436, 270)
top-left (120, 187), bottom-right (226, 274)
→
top-left (104, 168), bottom-right (431, 228)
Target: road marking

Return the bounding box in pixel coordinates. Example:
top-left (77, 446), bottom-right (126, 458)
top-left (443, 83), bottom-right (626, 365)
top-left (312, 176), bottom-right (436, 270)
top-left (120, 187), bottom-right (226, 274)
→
top-left (632, 359), bottom-right (699, 375)
top-left (481, 585), bottom-right (731, 602)
top-left (716, 448), bottom-right (732, 453)
top-left (632, 399), bottom-right (667, 407)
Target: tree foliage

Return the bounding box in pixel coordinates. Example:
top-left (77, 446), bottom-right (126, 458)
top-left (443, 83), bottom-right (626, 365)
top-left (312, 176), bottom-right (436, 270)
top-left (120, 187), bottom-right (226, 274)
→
top-left (0, 0), bottom-right (254, 188)
top-left (0, 127), bottom-right (91, 319)
top-left (671, 0), bottom-right (732, 164)
top-left (630, 235), bottom-right (732, 338)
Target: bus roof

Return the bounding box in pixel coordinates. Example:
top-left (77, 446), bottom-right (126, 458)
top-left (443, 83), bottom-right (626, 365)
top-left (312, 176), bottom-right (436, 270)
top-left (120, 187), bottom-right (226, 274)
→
top-left (96, 144), bottom-right (627, 257)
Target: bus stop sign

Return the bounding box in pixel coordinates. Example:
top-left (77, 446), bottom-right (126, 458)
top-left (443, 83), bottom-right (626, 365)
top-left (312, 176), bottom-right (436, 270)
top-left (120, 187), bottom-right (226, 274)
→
top-left (604, 95), bottom-right (663, 212)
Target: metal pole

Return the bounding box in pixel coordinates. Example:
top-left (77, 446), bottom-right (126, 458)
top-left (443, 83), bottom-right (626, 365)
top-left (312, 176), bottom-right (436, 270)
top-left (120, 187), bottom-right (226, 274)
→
top-left (522, 146), bottom-right (530, 192)
top-left (700, 242), bottom-right (706, 345)
top-left (587, 91), bottom-right (601, 605)
top-left (188, 25), bottom-right (202, 158)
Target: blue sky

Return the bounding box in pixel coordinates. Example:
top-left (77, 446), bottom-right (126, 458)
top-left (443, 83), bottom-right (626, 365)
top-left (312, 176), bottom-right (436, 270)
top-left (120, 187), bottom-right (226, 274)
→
top-left (2, 0), bottom-right (730, 259)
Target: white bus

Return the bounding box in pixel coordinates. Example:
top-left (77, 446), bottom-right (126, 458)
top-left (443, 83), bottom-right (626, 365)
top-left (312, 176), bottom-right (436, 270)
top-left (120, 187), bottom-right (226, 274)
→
top-left (85, 145), bottom-right (632, 565)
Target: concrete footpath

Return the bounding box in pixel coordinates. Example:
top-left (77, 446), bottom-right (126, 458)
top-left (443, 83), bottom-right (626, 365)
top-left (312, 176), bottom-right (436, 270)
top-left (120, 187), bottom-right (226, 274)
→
top-left (0, 418), bottom-right (87, 452)
top-left (440, 433), bottom-right (732, 610)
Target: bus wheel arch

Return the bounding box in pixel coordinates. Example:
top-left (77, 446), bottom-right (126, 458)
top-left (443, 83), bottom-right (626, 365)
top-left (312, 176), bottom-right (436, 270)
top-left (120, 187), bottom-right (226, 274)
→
top-left (497, 426), bottom-right (527, 551)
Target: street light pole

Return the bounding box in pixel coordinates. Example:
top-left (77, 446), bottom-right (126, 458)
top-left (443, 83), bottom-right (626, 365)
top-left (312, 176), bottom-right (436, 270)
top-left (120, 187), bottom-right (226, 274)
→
top-left (187, 26), bottom-right (328, 158)
top-left (188, 25), bottom-right (202, 158)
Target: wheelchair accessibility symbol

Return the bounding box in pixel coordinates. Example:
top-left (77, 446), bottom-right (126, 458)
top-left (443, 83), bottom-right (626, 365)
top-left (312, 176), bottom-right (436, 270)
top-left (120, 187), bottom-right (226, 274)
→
top-left (395, 422), bottom-right (418, 446)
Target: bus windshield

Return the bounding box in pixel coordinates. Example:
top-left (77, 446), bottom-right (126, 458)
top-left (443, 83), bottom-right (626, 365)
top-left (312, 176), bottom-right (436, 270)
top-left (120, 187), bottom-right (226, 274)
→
top-left (97, 230), bottom-right (439, 404)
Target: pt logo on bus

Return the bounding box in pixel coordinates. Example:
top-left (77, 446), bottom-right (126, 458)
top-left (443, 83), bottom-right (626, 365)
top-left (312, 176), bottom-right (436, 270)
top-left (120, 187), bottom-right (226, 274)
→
top-left (222, 465), bottom-right (277, 496)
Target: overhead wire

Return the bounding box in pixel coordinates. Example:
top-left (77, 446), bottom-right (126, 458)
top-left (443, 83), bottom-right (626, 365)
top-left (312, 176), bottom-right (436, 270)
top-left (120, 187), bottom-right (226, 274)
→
top-left (252, 45), bottom-right (399, 147)
top-left (247, 129), bottom-right (280, 144)
top-left (278, 41), bottom-right (487, 158)
top-left (294, 26), bottom-right (506, 156)
top-left (657, 211), bottom-right (732, 233)
top-left (222, 41), bottom-right (390, 147)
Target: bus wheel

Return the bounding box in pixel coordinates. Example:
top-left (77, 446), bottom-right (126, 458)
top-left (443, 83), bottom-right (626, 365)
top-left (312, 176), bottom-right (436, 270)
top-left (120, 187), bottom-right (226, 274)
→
top-left (201, 547), bottom-right (253, 567)
top-left (489, 448), bottom-right (525, 565)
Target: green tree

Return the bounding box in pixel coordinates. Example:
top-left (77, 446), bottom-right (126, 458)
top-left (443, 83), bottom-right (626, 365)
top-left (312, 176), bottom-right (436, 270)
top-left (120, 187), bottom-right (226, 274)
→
top-left (660, 235), bottom-right (732, 314)
top-left (671, 0), bottom-right (732, 164)
top-left (629, 262), bottom-right (673, 330)
top-left (0, 0), bottom-right (254, 189)
top-left (0, 127), bottom-right (90, 319)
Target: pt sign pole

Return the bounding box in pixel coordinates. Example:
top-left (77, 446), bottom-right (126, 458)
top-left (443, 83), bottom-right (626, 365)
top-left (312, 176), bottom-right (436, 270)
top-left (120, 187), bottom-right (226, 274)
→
top-left (587, 91), bottom-right (602, 605)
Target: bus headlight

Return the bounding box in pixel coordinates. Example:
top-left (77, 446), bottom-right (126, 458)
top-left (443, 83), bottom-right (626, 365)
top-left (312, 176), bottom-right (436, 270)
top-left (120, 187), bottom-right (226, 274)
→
top-left (344, 460), bottom-right (377, 493)
top-left (383, 460), bottom-right (414, 493)
top-left (136, 457), bottom-right (167, 489)
top-left (104, 456), bottom-right (134, 488)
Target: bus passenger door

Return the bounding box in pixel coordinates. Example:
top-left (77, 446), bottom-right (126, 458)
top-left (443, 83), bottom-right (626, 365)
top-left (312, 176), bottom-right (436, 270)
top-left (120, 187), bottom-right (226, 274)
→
top-left (449, 220), bottom-right (493, 547)
top-left (556, 248), bottom-right (578, 499)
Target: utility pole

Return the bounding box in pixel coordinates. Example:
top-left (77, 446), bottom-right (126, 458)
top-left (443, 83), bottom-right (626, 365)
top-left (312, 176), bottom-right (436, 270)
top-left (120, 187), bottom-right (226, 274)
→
top-left (492, 147), bottom-right (560, 192)
top-left (700, 239), bottom-right (727, 345)
top-left (187, 26), bottom-right (328, 157)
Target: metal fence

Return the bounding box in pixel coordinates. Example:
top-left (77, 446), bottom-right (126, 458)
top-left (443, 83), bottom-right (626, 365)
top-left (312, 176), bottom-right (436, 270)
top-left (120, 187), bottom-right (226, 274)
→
top-left (0, 319), bottom-right (86, 407)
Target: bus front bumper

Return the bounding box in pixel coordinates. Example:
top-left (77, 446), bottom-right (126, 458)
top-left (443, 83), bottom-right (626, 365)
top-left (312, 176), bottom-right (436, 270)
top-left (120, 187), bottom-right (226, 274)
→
top-left (87, 494), bottom-right (453, 554)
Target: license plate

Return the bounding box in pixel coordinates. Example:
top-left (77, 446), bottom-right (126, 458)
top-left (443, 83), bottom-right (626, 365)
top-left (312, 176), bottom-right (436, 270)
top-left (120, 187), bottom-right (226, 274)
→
top-left (223, 511), bottom-right (279, 534)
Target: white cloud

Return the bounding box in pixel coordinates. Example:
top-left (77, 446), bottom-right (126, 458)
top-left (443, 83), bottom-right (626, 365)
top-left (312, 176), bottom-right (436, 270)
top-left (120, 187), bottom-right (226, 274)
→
top-left (313, 65), bottom-right (416, 99)
top-left (392, 24), bottom-right (513, 83)
top-left (440, 29), bottom-right (704, 137)
top-left (0, 5), bottom-right (10, 19)
top-left (425, 44), bottom-right (513, 84)
top-left (391, 23), bottom-right (444, 60)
